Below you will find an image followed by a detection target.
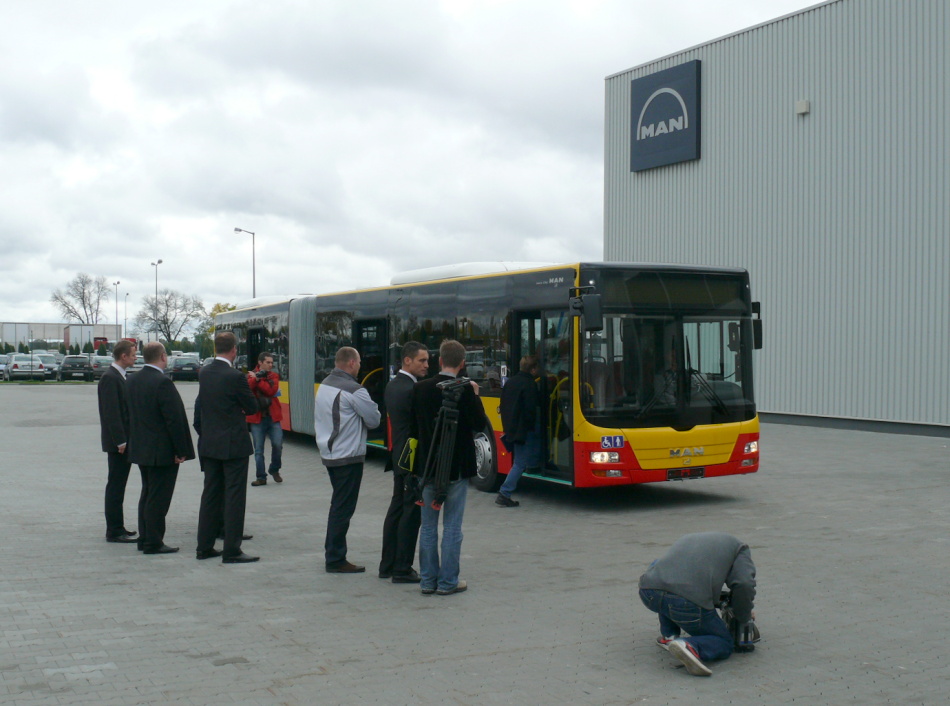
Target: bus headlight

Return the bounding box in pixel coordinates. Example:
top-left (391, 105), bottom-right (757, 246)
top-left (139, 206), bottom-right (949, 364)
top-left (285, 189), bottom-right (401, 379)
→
top-left (590, 451), bottom-right (620, 464)
top-left (743, 441), bottom-right (758, 455)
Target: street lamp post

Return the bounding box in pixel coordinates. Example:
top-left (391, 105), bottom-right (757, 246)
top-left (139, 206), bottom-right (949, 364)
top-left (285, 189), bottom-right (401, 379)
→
top-left (113, 280), bottom-right (121, 341)
top-left (124, 292), bottom-right (129, 338)
top-left (234, 227), bottom-right (256, 298)
top-left (151, 259), bottom-right (163, 342)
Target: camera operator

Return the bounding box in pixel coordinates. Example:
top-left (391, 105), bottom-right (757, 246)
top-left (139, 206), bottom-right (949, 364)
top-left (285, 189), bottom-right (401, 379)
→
top-left (411, 340), bottom-right (487, 596)
top-left (638, 532), bottom-right (756, 677)
top-left (248, 352), bottom-right (284, 486)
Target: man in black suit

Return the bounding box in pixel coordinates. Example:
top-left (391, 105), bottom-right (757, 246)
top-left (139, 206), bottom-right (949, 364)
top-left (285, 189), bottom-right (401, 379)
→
top-left (98, 339), bottom-right (138, 543)
top-left (412, 339), bottom-right (488, 596)
top-left (378, 341), bottom-right (429, 583)
top-left (195, 331), bottom-right (259, 564)
top-left (127, 342), bottom-right (195, 554)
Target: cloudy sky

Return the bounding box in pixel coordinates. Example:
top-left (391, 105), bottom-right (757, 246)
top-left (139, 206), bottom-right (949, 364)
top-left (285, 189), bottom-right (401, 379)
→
top-left (2, 0), bottom-right (817, 331)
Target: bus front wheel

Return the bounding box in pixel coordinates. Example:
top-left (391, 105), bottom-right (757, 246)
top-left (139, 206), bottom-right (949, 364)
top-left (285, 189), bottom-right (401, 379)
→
top-left (470, 426), bottom-right (501, 493)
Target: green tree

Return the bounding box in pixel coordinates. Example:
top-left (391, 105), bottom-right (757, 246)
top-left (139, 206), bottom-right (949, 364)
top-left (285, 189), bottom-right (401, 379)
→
top-left (18, 342), bottom-right (27, 353)
top-left (2, 343), bottom-right (13, 354)
top-left (59, 343), bottom-right (67, 354)
top-left (97, 343), bottom-right (108, 356)
top-left (82, 342), bottom-right (94, 354)
top-left (30, 339), bottom-right (50, 350)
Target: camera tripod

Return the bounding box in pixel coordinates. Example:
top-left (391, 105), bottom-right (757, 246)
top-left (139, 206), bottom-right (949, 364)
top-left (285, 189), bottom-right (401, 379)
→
top-left (413, 378), bottom-right (469, 510)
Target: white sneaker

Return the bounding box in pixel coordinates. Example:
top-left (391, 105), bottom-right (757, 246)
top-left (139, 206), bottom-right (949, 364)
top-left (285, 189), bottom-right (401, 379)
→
top-left (655, 635), bottom-right (677, 651)
top-left (668, 639), bottom-right (712, 676)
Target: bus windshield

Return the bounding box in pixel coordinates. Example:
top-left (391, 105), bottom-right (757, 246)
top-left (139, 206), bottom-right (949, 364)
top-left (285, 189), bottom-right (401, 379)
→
top-left (580, 313), bottom-right (756, 429)
top-left (577, 266), bottom-right (757, 429)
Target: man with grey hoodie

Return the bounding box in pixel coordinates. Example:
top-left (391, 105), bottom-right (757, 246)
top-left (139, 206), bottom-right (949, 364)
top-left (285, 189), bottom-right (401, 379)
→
top-left (314, 347), bottom-right (380, 574)
top-left (639, 532), bottom-right (756, 677)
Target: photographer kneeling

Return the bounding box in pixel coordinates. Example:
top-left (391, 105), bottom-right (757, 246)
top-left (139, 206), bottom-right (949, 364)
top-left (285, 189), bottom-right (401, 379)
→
top-left (639, 532), bottom-right (757, 677)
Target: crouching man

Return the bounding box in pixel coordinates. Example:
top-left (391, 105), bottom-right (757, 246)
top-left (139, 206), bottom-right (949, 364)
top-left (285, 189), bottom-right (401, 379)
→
top-left (638, 532), bottom-right (756, 677)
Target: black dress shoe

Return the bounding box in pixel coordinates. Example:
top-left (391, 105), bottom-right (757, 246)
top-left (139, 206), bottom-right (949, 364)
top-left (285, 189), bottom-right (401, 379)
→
top-left (196, 548), bottom-right (223, 560)
top-left (122, 529), bottom-right (138, 538)
top-left (378, 570), bottom-right (393, 579)
top-left (222, 552), bottom-right (259, 564)
top-left (326, 561), bottom-right (365, 574)
top-left (106, 534), bottom-right (139, 543)
top-left (217, 533), bottom-right (253, 541)
top-left (392, 569), bottom-right (421, 584)
top-left (143, 544), bottom-right (179, 554)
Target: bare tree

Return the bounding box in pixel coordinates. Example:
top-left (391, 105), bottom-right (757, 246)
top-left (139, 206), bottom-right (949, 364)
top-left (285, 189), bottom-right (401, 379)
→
top-left (50, 273), bottom-right (111, 323)
top-left (133, 289), bottom-right (206, 342)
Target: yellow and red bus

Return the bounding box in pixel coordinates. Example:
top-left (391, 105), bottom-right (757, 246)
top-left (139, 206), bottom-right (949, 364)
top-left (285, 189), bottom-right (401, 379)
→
top-left (214, 262), bottom-right (762, 491)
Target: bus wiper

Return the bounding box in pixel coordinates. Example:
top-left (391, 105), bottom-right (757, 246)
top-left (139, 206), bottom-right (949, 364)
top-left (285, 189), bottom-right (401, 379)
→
top-left (689, 369), bottom-right (729, 416)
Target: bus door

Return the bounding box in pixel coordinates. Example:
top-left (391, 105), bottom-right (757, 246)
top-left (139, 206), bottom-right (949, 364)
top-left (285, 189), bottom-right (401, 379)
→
top-left (245, 327), bottom-right (266, 373)
top-left (514, 311), bottom-right (573, 484)
top-left (353, 318), bottom-right (388, 444)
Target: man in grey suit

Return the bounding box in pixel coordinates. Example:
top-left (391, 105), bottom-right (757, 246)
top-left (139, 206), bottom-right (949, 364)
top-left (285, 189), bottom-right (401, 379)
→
top-left (195, 331), bottom-right (259, 563)
top-left (98, 339), bottom-right (138, 543)
top-left (127, 342), bottom-right (195, 554)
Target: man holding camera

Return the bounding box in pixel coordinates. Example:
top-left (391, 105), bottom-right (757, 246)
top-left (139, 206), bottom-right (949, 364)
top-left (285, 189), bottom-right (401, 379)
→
top-left (248, 352), bottom-right (284, 486)
top-left (638, 532), bottom-right (757, 676)
top-left (411, 340), bottom-right (487, 596)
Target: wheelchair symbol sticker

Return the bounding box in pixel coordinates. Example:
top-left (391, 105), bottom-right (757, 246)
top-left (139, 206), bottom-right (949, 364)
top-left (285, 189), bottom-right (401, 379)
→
top-left (601, 435), bottom-right (625, 449)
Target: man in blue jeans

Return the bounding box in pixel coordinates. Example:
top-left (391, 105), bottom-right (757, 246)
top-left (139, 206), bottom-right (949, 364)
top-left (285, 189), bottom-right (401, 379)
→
top-left (248, 353), bottom-right (284, 486)
top-left (639, 532), bottom-right (756, 676)
top-left (412, 340), bottom-right (488, 596)
top-left (497, 355), bottom-right (540, 507)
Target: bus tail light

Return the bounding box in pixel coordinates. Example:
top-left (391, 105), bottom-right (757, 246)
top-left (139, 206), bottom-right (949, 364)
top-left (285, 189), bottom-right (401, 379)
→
top-left (590, 451), bottom-right (620, 464)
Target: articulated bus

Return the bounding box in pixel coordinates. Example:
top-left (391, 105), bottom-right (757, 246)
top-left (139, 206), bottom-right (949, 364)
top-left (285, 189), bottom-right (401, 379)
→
top-left (214, 262), bottom-right (762, 492)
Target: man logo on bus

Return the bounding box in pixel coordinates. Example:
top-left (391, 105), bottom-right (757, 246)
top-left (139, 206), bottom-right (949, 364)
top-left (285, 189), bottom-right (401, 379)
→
top-left (602, 435), bottom-right (624, 449)
top-left (636, 87), bottom-right (689, 141)
top-left (669, 447), bottom-right (704, 457)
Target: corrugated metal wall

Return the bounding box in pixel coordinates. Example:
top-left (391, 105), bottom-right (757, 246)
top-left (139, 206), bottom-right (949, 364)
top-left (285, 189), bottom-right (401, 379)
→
top-left (604, 0), bottom-right (949, 428)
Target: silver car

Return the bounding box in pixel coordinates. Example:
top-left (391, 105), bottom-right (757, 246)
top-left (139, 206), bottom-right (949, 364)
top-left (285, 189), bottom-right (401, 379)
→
top-left (3, 353), bottom-right (46, 381)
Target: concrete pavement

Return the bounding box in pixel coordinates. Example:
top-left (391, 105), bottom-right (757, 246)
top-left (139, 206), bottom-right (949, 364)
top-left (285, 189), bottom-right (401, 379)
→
top-left (1, 382), bottom-right (947, 704)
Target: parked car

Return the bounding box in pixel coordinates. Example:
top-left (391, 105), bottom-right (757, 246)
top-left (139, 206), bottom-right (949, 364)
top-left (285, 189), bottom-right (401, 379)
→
top-left (166, 355), bottom-right (200, 381)
top-left (202, 357), bottom-right (216, 367)
top-left (37, 354), bottom-right (60, 380)
top-left (127, 355), bottom-right (145, 375)
top-left (58, 355), bottom-right (93, 381)
top-left (3, 353), bottom-right (46, 381)
top-left (91, 355), bottom-right (114, 380)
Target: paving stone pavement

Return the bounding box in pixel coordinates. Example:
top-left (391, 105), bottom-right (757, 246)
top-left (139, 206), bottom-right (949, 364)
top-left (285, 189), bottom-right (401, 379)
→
top-left (1, 382), bottom-right (947, 705)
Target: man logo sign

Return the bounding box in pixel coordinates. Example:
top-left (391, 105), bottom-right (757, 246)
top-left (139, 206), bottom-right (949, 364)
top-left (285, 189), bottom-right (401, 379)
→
top-left (630, 60), bottom-right (701, 172)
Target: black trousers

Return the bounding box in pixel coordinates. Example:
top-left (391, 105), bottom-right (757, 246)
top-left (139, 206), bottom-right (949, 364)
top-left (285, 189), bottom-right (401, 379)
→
top-left (325, 462), bottom-right (363, 566)
top-left (104, 451), bottom-right (133, 537)
top-left (379, 471), bottom-right (421, 576)
top-left (137, 464), bottom-right (179, 551)
top-left (197, 456), bottom-right (249, 558)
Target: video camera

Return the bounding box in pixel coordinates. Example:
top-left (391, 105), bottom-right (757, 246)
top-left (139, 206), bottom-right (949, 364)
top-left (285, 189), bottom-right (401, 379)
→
top-left (717, 589), bottom-right (761, 652)
top-left (437, 376), bottom-right (472, 402)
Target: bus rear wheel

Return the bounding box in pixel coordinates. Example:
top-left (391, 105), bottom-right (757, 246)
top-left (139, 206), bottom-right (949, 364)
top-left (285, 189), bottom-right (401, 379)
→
top-left (470, 425), bottom-right (501, 493)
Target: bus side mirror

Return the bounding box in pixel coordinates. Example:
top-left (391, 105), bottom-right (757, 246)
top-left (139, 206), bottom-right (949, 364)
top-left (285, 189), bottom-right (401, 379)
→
top-left (752, 302), bottom-right (763, 350)
top-left (570, 293), bottom-right (603, 332)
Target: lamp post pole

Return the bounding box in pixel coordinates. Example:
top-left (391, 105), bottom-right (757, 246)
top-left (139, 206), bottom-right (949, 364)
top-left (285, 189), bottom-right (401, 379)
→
top-left (151, 259), bottom-right (163, 342)
top-left (124, 292), bottom-right (129, 338)
top-left (234, 227), bottom-right (256, 298)
top-left (113, 281), bottom-right (121, 341)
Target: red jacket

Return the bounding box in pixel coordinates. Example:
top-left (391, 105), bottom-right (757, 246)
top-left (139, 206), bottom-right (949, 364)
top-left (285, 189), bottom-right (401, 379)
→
top-left (246, 368), bottom-right (283, 424)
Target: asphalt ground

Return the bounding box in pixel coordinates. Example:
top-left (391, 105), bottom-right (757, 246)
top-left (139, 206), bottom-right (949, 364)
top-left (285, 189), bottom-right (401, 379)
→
top-left (1, 381), bottom-right (947, 705)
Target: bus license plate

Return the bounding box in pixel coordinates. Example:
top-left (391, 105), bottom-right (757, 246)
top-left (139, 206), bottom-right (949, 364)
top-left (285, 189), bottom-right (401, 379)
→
top-left (667, 467), bottom-right (705, 480)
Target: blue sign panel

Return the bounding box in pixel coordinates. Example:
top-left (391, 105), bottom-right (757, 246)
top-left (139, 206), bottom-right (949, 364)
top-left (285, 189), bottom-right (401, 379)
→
top-left (601, 435), bottom-right (625, 449)
top-left (630, 60), bottom-right (701, 172)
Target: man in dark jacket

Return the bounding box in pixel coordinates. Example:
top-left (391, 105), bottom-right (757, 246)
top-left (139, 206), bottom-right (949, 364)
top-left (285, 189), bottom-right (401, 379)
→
top-left (127, 342), bottom-right (195, 554)
top-left (98, 339), bottom-right (138, 542)
top-left (411, 339), bottom-right (487, 596)
top-left (497, 354), bottom-right (540, 507)
top-left (379, 341), bottom-right (429, 583)
top-left (639, 532), bottom-right (757, 677)
top-left (248, 352), bottom-right (284, 486)
top-left (195, 332), bottom-right (259, 563)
